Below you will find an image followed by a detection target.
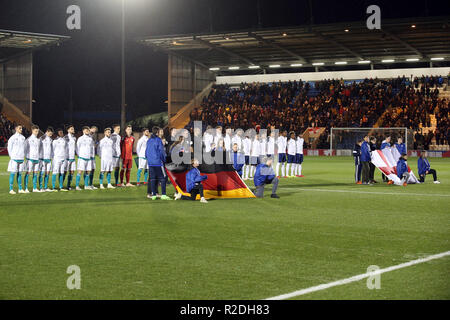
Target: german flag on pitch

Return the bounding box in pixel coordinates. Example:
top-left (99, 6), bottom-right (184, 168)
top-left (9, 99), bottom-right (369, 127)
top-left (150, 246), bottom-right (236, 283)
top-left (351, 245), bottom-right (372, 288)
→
top-left (165, 162), bottom-right (255, 199)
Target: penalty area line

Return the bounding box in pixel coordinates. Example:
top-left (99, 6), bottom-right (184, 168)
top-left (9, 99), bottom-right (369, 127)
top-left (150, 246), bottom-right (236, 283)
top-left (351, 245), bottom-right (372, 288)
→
top-left (265, 250), bottom-right (450, 300)
top-left (284, 187), bottom-right (450, 197)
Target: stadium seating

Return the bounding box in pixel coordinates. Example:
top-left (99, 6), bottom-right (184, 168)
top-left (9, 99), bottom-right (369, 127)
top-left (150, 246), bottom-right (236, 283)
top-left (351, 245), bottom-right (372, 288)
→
top-left (188, 76), bottom-right (449, 150)
top-left (0, 112), bottom-right (30, 147)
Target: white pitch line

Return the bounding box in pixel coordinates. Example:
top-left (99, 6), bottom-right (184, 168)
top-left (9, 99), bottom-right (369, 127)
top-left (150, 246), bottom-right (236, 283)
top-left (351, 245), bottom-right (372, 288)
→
top-left (265, 250), bottom-right (450, 300)
top-left (284, 187), bottom-right (450, 197)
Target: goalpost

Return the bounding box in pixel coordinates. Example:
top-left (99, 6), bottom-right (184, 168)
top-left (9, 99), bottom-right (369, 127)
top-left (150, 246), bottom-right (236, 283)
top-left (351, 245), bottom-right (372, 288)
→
top-left (329, 127), bottom-right (414, 155)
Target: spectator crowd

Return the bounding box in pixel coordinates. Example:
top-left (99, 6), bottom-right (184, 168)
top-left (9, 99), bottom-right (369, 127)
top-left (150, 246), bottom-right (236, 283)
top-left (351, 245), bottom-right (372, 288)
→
top-left (189, 75), bottom-right (449, 150)
top-left (1, 113), bottom-right (30, 148)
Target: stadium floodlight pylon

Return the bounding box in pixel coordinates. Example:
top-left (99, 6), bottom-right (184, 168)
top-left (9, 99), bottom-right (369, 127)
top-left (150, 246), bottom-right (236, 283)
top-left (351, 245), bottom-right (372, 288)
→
top-left (329, 127), bottom-right (414, 155)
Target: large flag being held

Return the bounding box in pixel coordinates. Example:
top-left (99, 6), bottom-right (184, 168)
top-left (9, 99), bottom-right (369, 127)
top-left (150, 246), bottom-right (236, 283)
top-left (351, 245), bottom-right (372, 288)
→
top-left (166, 162), bottom-right (255, 199)
top-left (371, 146), bottom-right (420, 185)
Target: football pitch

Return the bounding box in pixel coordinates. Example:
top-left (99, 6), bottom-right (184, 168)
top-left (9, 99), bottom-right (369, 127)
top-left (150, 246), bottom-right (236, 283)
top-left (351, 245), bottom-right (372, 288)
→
top-left (0, 155), bottom-right (449, 300)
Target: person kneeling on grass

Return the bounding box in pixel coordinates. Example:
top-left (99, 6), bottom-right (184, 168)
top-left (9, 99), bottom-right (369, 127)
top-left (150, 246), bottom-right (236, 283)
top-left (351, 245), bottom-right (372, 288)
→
top-left (174, 159), bottom-right (208, 203)
top-left (418, 151), bottom-right (440, 184)
top-left (254, 156), bottom-right (280, 198)
top-left (396, 153), bottom-right (410, 187)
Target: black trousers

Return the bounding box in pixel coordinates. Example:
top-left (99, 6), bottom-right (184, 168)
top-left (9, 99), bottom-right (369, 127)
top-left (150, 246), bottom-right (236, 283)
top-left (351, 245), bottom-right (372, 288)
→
top-left (181, 183), bottom-right (204, 200)
top-left (419, 168), bottom-right (437, 182)
top-left (361, 161), bottom-right (370, 183)
top-left (369, 162), bottom-right (376, 181)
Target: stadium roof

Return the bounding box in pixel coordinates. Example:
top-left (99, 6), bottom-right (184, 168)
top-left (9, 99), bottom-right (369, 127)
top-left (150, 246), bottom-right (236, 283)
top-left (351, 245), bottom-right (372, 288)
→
top-left (139, 16), bottom-right (450, 72)
top-left (0, 29), bottom-right (70, 62)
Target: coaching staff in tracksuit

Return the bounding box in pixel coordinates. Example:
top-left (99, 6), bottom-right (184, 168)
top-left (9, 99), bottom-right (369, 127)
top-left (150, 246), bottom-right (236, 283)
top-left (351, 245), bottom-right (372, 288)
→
top-left (352, 139), bottom-right (362, 184)
top-left (360, 135), bottom-right (371, 185)
top-left (146, 127), bottom-right (172, 200)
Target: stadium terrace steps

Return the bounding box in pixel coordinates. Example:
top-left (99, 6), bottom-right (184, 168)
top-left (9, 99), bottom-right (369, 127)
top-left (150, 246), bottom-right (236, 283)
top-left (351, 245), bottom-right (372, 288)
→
top-left (169, 82), bottom-right (214, 129)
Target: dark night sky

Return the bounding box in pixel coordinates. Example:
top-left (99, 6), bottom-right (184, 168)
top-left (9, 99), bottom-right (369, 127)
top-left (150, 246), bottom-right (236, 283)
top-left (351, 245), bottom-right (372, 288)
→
top-left (0, 0), bottom-right (448, 128)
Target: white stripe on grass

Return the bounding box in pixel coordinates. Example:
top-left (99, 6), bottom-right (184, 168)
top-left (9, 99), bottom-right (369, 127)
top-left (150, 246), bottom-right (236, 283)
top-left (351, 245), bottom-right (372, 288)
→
top-left (284, 187), bottom-right (450, 197)
top-left (265, 250), bottom-right (450, 300)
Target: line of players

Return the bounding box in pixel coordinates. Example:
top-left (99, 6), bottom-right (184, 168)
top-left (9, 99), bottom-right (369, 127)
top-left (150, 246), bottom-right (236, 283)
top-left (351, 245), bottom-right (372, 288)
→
top-left (7, 123), bottom-right (306, 193)
top-left (6, 123), bottom-right (152, 194)
top-left (198, 126), bottom-right (305, 180)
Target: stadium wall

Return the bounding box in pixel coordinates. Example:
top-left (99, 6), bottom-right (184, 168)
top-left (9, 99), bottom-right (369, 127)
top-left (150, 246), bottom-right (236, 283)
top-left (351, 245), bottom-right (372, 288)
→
top-left (168, 54), bottom-right (215, 118)
top-left (306, 149), bottom-right (450, 157)
top-left (215, 67), bottom-right (450, 85)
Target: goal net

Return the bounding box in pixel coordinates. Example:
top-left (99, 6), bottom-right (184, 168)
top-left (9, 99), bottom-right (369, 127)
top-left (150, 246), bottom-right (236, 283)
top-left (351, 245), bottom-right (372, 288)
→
top-left (329, 127), bottom-right (414, 156)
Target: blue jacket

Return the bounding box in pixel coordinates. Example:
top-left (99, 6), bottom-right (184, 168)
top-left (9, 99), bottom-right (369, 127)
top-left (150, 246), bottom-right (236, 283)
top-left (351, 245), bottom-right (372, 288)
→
top-left (395, 143), bottom-right (406, 155)
top-left (417, 157), bottom-right (431, 175)
top-left (186, 167), bottom-right (207, 192)
top-left (396, 158), bottom-right (408, 178)
top-left (230, 151), bottom-right (245, 176)
top-left (146, 135), bottom-right (166, 167)
top-left (360, 141), bottom-right (371, 162)
top-left (254, 163), bottom-right (276, 186)
top-left (380, 142), bottom-right (390, 150)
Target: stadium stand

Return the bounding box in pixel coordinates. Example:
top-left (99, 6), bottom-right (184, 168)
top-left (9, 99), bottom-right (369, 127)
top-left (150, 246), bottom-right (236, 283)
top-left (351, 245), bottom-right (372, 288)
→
top-left (1, 112), bottom-right (30, 147)
top-left (187, 76), bottom-right (449, 150)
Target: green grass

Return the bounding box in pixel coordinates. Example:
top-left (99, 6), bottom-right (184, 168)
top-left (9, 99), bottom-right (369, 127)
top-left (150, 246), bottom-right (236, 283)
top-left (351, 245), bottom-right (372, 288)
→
top-left (0, 156), bottom-right (449, 300)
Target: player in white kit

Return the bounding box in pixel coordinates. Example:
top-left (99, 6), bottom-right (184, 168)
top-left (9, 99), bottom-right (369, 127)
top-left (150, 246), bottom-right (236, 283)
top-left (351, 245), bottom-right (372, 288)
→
top-left (25, 125), bottom-right (42, 192)
top-left (250, 134), bottom-right (261, 178)
top-left (111, 124), bottom-right (121, 186)
top-left (266, 130), bottom-right (276, 172)
top-left (40, 127), bottom-right (54, 191)
top-left (203, 125), bottom-right (214, 153)
top-left (296, 133), bottom-right (304, 177)
top-left (259, 131), bottom-right (267, 160)
top-left (75, 126), bottom-right (95, 190)
top-left (64, 125), bottom-right (77, 190)
top-left (97, 127), bottom-right (116, 189)
top-left (231, 129), bottom-right (243, 152)
top-left (286, 131), bottom-right (297, 177)
top-left (276, 130), bottom-right (287, 178)
top-left (136, 128), bottom-right (150, 186)
top-left (88, 126), bottom-right (99, 189)
top-left (52, 128), bottom-right (68, 191)
top-left (224, 127), bottom-right (233, 151)
top-left (242, 135), bottom-right (252, 180)
top-left (7, 124), bottom-right (26, 194)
